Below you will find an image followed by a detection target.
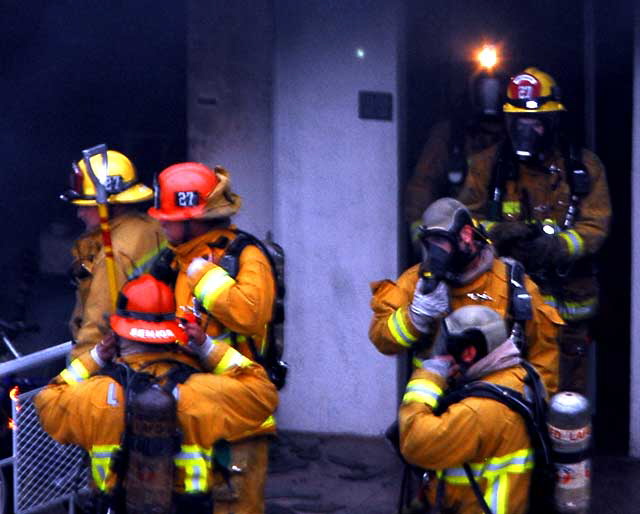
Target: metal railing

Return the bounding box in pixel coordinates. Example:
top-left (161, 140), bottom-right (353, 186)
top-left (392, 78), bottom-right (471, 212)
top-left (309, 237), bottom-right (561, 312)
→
top-left (13, 388), bottom-right (88, 514)
top-left (0, 342), bottom-right (88, 514)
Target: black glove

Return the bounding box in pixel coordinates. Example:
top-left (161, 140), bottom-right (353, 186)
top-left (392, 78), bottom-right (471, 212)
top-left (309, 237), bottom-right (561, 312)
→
top-left (487, 222), bottom-right (533, 256)
top-left (512, 235), bottom-right (563, 271)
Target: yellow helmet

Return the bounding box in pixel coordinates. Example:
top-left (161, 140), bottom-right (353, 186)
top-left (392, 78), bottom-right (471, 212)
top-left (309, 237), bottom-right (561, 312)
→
top-left (503, 67), bottom-right (566, 113)
top-left (60, 146), bottom-right (153, 206)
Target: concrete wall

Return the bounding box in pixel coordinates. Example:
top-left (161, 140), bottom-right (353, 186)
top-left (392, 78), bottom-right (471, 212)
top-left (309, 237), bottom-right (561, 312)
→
top-left (273, 0), bottom-right (402, 434)
top-left (188, 0), bottom-right (274, 236)
top-left (188, 0), bottom-right (404, 435)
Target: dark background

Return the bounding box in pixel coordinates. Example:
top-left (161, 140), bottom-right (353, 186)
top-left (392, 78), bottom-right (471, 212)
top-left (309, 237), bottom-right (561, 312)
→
top-left (0, 1), bottom-right (633, 453)
top-left (0, 1), bottom-right (187, 328)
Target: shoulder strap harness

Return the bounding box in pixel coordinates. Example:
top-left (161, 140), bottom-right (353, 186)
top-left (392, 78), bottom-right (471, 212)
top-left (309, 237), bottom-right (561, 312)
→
top-left (214, 229), bottom-right (288, 389)
top-left (435, 361), bottom-right (554, 513)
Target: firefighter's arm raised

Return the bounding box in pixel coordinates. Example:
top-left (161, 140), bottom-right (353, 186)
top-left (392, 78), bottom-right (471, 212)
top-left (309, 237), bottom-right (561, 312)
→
top-left (186, 246), bottom-right (275, 335)
top-left (399, 364), bottom-right (481, 470)
top-left (369, 265), bottom-right (442, 355)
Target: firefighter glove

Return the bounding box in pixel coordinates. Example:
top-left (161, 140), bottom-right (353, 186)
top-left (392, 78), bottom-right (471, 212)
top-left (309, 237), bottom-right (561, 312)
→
top-left (409, 280), bottom-right (450, 334)
top-left (421, 357), bottom-right (454, 379)
top-left (513, 234), bottom-right (563, 269)
top-left (187, 257), bottom-right (214, 280)
top-left (488, 221), bottom-right (532, 255)
top-left (186, 256), bottom-right (221, 291)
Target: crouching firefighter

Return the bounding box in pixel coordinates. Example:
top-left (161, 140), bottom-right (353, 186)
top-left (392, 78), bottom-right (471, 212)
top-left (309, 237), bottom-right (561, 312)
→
top-left (399, 305), bottom-right (555, 514)
top-left (34, 274), bottom-right (278, 513)
top-left (148, 161), bottom-right (284, 513)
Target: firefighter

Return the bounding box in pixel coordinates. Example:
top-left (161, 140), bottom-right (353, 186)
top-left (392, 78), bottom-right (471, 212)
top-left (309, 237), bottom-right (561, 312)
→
top-left (61, 146), bottom-right (166, 359)
top-left (404, 44), bottom-right (508, 249)
top-left (458, 67), bottom-right (611, 394)
top-left (399, 305), bottom-right (533, 513)
top-left (34, 273), bottom-right (278, 512)
top-left (369, 197), bottom-right (562, 394)
top-left (147, 162), bottom-right (277, 514)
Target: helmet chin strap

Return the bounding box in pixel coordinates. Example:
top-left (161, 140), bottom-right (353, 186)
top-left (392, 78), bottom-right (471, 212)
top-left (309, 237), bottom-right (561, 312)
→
top-left (182, 220), bottom-right (192, 244)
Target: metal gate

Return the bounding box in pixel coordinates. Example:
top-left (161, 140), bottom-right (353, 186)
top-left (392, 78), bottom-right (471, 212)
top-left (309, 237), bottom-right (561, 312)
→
top-left (0, 342), bottom-right (88, 514)
top-left (13, 387), bottom-right (88, 514)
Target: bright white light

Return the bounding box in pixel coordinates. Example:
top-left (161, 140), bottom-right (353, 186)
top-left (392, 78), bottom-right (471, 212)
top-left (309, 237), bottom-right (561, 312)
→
top-left (356, 48), bottom-right (365, 59)
top-left (526, 100), bottom-right (538, 109)
top-left (477, 44), bottom-right (498, 70)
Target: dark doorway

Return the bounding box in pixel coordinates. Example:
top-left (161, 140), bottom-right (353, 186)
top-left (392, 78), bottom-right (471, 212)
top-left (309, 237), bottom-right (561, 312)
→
top-left (0, 1), bottom-right (187, 349)
top-left (404, 0), bottom-right (633, 454)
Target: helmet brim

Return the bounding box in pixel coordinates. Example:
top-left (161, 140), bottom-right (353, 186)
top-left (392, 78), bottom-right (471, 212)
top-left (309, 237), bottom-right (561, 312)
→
top-left (148, 204), bottom-right (208, 221)
top-left (61, 183), bottom-right (153, 206)
top-left (110, 313), bottom-right (187, 344)
top-left (503, 101), bottom-right (566, 113)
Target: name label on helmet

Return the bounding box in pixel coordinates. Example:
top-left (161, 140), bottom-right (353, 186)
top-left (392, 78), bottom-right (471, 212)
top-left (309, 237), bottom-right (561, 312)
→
top-left (175, 191), bottom-right (200, 207)
top-left (129, 327), bottom-right (176, 339)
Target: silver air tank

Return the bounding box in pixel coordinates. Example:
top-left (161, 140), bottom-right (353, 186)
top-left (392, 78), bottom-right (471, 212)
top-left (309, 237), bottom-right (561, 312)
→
top-left (547, 392), bottom-right (591, 513)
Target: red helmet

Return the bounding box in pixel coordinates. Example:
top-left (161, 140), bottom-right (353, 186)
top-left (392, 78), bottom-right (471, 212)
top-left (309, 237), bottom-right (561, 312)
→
top-left (110, 274), bottom-right (186, 344)
top-left (148, 162), bottom-right (241, 221)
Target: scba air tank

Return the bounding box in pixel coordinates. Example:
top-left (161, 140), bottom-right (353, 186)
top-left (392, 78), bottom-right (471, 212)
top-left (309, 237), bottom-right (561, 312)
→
top-left (547, 392), bottom-right (591, 514)
top-left (125, 384), bottom-right (178, 514)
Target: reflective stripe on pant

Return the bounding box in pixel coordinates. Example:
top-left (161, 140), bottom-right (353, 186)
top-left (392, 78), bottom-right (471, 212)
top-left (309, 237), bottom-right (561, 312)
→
top-left (212, 437), bottom-right (269, 514)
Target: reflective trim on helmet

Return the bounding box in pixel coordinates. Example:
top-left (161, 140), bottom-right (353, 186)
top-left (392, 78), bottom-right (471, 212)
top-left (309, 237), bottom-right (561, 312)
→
top-left (402, 378), bottom-right (442, 408)
top-left (503, 100), bottom-right (566, 113)
top-left (90, 444), bottom-right (120, 492)
top-left (174, 444), bottom-right (213, 493)
top-left (506, 94), bottom-right (557, 110)
top-left (194, 267), bottom-right (236, 312)
top-left (543, 295), bottom-right (597, 321)
top-left (60, 359), bottom-right (91, 386)
top-left (387, 308), bottom-right (417, 348)
top-left (501, 201), bottom-right (521, 217)
top-left (559, 229), bottom-right (584, 258)
top-left (214, 347), bottom-right (253, 374)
